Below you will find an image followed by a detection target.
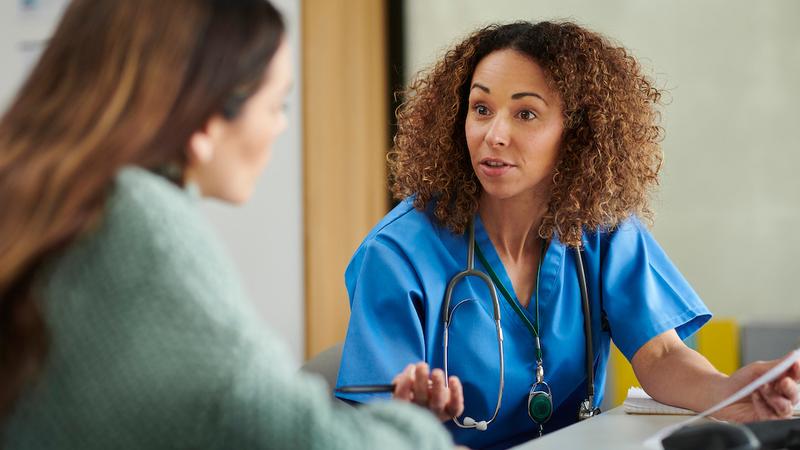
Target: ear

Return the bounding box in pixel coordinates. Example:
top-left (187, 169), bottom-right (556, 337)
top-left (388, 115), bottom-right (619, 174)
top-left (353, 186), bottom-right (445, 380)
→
top-left (187, 115), bottom-right (227, 164)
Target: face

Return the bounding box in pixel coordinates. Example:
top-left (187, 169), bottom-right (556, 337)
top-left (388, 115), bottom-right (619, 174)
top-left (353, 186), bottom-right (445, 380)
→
top-left (187, 38), bottom-right (293, 204)
top-left (465, 49), bottom-right (564, 203)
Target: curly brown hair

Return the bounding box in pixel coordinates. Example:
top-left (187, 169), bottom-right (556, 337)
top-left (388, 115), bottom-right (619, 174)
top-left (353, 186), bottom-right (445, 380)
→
top-left (389, 21), bottom-right (663, 247)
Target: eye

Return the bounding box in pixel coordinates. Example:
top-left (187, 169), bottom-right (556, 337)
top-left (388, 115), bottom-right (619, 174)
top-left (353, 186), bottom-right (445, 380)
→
top-left (518, 110), bottom-right (537, 121)
top-left (473, 104), bottom-right (491, 116)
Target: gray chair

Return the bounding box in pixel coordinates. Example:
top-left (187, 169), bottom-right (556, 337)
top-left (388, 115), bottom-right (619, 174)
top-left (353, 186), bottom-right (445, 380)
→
top-left (300, 342), bottom-right (344, 397)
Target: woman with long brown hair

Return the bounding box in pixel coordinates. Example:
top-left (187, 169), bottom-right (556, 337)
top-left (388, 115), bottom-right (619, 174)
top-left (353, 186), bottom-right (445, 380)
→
top-left (335, 21), bottom-right (800, 449)
top-left (0, 1), bottom-right (459, 448)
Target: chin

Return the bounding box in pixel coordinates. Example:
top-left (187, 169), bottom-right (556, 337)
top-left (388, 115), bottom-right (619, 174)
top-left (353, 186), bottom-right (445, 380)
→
top-left (227, 189), bottom-right (252, 205)
top-left (212, 184), bottom-right (253, 205)
top-left (480, 185), bottom-right (520, 201)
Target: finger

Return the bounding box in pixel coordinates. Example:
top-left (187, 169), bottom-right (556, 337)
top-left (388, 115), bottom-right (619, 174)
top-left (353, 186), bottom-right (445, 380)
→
top-left (413, 362), bottom-right (431, 406)
top-left (763, 380), bottom-right (796, 417)
top-left (391, 364), bottom-right (414, 386)
top-left (445, 375), bottom-right (465, 418)
top-left (752, 390), bottom-right (775, 420)
top-left (775, 376), bottom-right (800, 405)
top-left (759, 384), bottom-right (792, 418)
top-left (392, 364), bottom-right (416, 401)
top-left (428, 369), bottom-right (448, 417)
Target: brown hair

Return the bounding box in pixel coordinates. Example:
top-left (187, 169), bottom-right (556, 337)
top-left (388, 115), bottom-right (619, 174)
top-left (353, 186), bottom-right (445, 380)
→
top-left (0, 0), bottom-right (284, 416)
top-left (390, 21), bottom-right (663, 246)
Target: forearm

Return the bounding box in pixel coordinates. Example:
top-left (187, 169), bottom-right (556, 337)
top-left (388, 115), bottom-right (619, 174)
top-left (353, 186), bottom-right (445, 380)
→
top-left (213, 337), bottom-right (453, 450)
top-left (631, 330), bottom-right (728, 412)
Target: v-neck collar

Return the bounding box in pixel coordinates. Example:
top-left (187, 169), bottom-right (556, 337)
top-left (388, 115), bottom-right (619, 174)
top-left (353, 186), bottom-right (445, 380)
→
top-left (472, 214), bottom-right (565, 332)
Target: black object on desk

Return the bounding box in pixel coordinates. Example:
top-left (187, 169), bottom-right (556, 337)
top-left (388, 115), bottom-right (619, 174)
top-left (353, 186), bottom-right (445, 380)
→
top-left (662, 422), bottom-right (759, 450)
top-left (746, 418), bottom-right (800, 450)
top-left (662, 418), bottom-right (800, 450)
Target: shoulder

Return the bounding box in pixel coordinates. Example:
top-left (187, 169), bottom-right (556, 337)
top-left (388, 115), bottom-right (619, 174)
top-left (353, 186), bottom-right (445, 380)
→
top-left (109, 166), bottom-right (209, 242)
top-left (344, 197), bottom-right (455, 287)
top-left (582, 215), bottom-right (653, 255)
top-left (357, 197), bottom-right (445, 254)
top-left (30, 168), bottom-right (257, 441)
top-left (45, 166), bottom-right (243, 312)
top-left (584, 216), bottom-right (696, 297)
top-left (105, 167), bottom-right (225, 262)
top-left (364, 197), bottom-right (438, 240)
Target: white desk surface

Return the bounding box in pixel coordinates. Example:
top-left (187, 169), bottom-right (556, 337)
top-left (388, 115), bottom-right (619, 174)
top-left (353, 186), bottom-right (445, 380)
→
top-left (510, 407), bottom-right (699, 450)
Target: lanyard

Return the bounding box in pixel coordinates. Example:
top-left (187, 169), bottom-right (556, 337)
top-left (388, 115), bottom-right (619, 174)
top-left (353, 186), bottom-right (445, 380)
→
top-left (473, 238), bottom-right (545, 362)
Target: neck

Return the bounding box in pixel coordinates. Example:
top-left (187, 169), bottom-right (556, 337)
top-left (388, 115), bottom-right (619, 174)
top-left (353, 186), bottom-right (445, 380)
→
top-left (478, 192), bottom-right (548, 263)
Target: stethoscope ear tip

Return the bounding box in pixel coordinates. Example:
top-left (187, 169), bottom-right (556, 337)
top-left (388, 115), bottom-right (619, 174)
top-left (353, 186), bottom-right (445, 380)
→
top-left (462, 416), bottom-right (489, 431)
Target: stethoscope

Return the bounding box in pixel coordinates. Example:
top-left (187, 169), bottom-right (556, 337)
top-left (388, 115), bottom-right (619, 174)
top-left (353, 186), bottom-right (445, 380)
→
top-left (442, 221), bottom-right (601, 434)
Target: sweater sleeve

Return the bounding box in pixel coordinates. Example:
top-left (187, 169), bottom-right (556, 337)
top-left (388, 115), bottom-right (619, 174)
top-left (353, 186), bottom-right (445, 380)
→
top-left (102, 168), bottom-right (454, 449)
top-left (208, 330), bottom-right (453, 450)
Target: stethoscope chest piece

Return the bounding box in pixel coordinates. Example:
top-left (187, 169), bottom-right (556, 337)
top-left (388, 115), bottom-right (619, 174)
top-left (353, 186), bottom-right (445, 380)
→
top-left (527, 383), bottom-right (553, 423)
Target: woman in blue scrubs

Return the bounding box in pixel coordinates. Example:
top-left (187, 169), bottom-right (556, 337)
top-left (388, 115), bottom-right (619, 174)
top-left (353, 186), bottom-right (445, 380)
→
top-left (336, 21), bottom-right (800, 450)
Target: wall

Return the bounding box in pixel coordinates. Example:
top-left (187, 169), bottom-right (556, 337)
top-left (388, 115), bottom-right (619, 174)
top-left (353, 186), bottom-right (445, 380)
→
top-left (0, 0), bottom-right (305, 362)
top-left (0, 1), bottom-right (67, 106)
top-left (405, 0), bottom-right (800, 323)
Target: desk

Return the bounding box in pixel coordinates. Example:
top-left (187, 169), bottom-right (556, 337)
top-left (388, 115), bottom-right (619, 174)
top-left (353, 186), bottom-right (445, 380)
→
top-left (510, 407), bottom-right (698, 449)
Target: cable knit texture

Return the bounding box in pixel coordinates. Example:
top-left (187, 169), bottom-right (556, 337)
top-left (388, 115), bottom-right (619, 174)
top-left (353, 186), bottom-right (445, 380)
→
top-left (1, 167), bottom-right (452, 450)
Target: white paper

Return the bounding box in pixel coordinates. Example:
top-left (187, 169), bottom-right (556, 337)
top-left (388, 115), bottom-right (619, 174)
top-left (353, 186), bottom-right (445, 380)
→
top-left (624, 387), bottom-right (694, 415)
top-left (644, 348), bottom-right (800, 449)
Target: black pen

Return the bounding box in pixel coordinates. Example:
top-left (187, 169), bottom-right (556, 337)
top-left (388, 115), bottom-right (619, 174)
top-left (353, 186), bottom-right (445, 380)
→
top-left (334, 384), bottom-right (396, 394)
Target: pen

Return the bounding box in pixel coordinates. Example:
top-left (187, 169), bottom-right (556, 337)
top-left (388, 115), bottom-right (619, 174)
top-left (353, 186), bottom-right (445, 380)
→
top-left (334, 384), bottom-right (396, 394)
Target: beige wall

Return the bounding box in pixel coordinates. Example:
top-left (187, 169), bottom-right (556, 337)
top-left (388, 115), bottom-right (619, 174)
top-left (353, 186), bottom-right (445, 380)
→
top-left (405, 0), bottom-right (800, 322)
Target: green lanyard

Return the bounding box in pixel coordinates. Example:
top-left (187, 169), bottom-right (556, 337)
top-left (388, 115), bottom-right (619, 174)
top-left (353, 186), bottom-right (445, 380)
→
top-left (473, 238), bottom-right (545, 362)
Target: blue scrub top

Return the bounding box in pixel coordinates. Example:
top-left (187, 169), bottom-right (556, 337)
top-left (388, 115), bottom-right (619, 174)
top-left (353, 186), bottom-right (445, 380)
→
top-left (336, 198), bottom-right (711, 450)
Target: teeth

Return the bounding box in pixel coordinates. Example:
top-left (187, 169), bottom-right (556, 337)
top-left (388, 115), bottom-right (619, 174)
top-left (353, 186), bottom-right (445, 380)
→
top-left (486, 161), bottom-right (505, 167)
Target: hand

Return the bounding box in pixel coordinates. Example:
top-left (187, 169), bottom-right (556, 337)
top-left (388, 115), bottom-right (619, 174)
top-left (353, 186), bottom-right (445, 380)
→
top-left (392, 362), bottom-right (464, 421)
top-left (713, 353), bottom-right (800, 422)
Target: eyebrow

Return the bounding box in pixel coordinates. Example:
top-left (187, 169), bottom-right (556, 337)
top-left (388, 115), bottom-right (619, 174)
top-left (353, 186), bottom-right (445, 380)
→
top-left (470, 82), bottom-right (548, 105)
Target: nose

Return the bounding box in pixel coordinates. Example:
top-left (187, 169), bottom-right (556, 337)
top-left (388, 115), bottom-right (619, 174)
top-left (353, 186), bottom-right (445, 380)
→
top-left (485, 116), bottom-right (510, 148)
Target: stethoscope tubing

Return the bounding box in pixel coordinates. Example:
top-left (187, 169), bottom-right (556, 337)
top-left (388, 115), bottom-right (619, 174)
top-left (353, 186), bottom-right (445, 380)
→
top-left (573, 248), bottom-right (596, 401)
top-left (443, 221), bottom-right (505, 430)
top-left (442, 220), bottom-right (599, 431)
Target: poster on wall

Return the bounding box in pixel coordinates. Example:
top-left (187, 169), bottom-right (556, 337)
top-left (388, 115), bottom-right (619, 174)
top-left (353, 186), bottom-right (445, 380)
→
top-left (17, 0), bottom-right (68, 16)
top-left (0, 0), bottom-right (68, 107)
top-left (16, 0), bottom-right (69, 64)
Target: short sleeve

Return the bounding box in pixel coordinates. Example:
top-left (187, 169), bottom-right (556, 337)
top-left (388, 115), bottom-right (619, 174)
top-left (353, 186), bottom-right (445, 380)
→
top-left (335, 237), bottom-right (426, 403)
top-left (601, 218), bottom-right (711, 360)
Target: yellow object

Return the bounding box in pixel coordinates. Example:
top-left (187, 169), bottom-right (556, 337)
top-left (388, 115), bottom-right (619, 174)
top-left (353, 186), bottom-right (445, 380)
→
top-left (608, 342), bottom-right (639, 407)
top-left (696, 318), bottom-right (740, 375)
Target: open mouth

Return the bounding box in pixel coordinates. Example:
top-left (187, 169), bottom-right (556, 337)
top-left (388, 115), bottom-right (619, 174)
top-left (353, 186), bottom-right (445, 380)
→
top-left (480, 158), bottom-right (514, 168)
top-left (484, 161), bottom-right (508, 167)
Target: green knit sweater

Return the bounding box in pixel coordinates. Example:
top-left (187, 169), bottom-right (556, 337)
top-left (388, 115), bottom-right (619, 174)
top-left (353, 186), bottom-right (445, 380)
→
top-left (1, 167), bottom-right (452, 449)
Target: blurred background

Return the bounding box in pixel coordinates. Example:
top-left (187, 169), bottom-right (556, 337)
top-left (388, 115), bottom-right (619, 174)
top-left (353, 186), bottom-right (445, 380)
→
top-left (2, 0), bottom-right (798, 408)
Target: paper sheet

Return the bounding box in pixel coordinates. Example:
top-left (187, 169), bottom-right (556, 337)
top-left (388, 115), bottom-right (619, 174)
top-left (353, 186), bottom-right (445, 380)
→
top-left (643, 348), bottom-right (800, 449)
